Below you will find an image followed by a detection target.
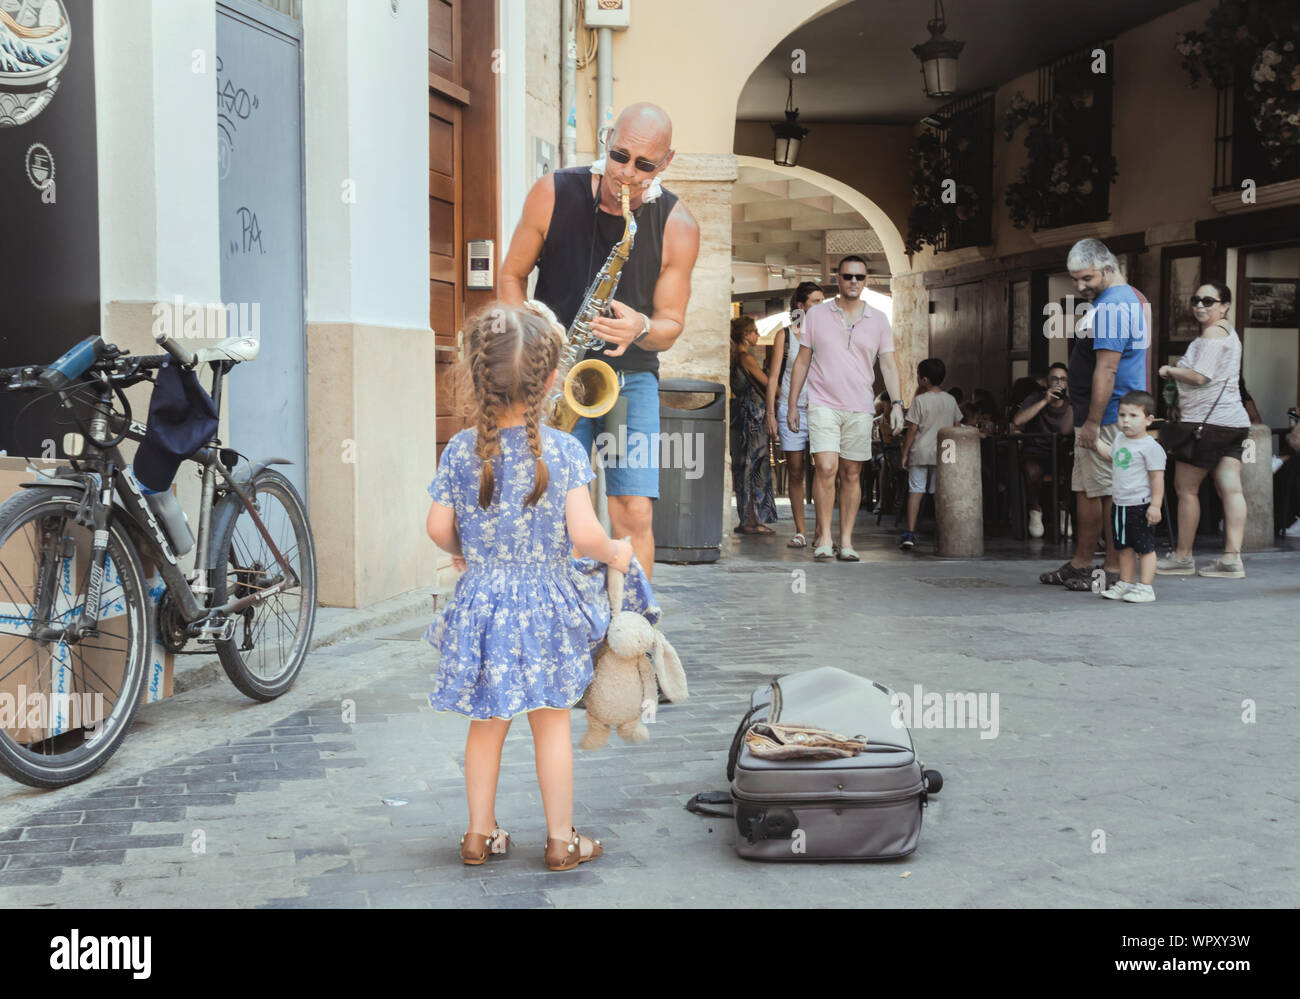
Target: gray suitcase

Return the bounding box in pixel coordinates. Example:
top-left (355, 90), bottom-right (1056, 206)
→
top-left (725, 666), bottom-right (942, 861)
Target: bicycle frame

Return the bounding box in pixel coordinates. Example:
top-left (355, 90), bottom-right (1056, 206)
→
top-left (34, 360), bottom-right (299, 642)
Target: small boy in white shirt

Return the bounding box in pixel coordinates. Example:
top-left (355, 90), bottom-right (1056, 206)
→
top-left (899, 358), bottom-right (963, 550)
top-left (1095, 390), bottom-right (1166, 602)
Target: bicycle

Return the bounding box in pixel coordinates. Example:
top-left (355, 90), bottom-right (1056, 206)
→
top-left (0, 333), bottom-right (317, 788)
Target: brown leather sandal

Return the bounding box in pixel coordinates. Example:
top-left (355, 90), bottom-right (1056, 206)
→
top-left (544, 827), bottom-right (602, 872)
top-left (460, 822), bottom-right (510, 865)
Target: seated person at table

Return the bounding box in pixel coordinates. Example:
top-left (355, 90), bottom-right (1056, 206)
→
top-left (973, 389), bottom-right (1003, 434)
top-left (961, 401), bottom-right (995, 438)
top-left (869, 393), bottom-right (896, 513)
top-left (1009, 374), bottom-right (1047, 411)
top-left (873, 392), bottom-right (897, 447)
top-left (898, 358), bottom-right (963, 550)
top-left (1012, 362), bottom-right (1074, 538)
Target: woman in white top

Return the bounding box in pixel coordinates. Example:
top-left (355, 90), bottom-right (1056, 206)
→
top-left (1155, 281), bottom-right (1251, 579)
top-left (765, 281), bottom-right (824, 548)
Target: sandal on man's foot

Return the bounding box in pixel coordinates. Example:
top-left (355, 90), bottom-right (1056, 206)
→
top-left (460, 822), bottom-right (510, 865)
top-left (545, 827), bottom-right (602, 871)
top-left (812, 544), bottom-right (835, 560)
top-left (787, 533), bottom-right (807, 548)
top-left (836, 546), bottom-right (860, 561)
top-left (1040, 561), bottom-right (1090, 587)
top-left (1064, 568), bottom-right (1113, 592)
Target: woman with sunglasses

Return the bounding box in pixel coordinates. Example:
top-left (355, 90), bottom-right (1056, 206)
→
top-left (1155, 281), bottom-right (1251, 578)
top-left (765, 281), bottom-right (824, 547)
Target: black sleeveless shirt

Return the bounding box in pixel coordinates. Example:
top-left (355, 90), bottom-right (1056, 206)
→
top-left (532, 166), bottom-right (679, 377)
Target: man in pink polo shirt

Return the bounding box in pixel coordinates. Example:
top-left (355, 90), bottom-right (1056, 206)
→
top-left (787, 255), bottom-right (905, 561)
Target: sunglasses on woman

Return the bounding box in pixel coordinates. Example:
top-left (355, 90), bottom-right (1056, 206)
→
top-left (1189, 295), bottom-right (1222, 307)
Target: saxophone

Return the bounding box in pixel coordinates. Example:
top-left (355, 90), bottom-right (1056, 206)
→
top-left (544, 184), bottom-right (632, 432)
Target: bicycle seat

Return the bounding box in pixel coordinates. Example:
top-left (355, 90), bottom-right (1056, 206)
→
top-left (192, 337), bottom-right (260, 365)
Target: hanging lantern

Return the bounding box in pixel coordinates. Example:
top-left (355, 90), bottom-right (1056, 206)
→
top-left (771, 78), bottom-right (809, 167)
top-left (912, 0), bottom-right (964, 99)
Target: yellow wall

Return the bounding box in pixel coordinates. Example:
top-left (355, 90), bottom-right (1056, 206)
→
top-left (573, 0), bottom-right (855, 157)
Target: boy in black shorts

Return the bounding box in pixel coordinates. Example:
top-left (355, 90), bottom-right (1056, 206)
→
top-left (1095, 391), bottom-right (1166, 603)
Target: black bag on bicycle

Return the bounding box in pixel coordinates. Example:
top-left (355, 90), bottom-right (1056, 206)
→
top-left (133, 362), bottom-right (219, 493)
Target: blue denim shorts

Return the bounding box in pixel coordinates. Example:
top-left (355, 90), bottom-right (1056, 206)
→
top-left (567, 369), bottom-right (660, 499)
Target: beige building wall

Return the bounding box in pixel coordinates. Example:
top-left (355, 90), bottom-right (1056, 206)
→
top-left (303, 0), bottom-right (435, 607)
top-left (525, 0), bottom-right (561, 154)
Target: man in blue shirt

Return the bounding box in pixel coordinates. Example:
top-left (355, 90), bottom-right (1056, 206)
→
top-left (1040, 238), bottom-right (1150, 592)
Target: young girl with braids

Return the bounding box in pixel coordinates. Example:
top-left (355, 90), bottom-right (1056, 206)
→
top-left (425, 301), bottom-right (646, 872)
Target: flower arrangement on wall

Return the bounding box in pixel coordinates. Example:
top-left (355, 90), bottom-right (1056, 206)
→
top-left (1002, 91), bottom-right (1118, 231)
top-left (905, 129), bottom-right (980, 256)
top-left (1175, 0), bottom-right (1300, 173)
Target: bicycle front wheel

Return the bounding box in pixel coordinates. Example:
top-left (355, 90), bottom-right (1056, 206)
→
top-left (0, 487), bottom-right (151, 788)
top-left (211, 468), bottom-right (317, 701)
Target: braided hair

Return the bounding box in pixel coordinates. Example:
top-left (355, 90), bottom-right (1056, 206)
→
top-left (448, 303), bottom-right (562, 508)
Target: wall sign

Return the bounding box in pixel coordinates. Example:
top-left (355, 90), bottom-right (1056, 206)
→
top-left (0, 0), bottom-right (98, 459)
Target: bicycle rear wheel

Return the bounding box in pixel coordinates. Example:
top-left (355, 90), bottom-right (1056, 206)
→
top-left (0, 488), bottom-right (151, 788)
top-left (211, 468), bottom-right (317, 701)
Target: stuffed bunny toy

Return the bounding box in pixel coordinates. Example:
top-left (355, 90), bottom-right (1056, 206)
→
top-left (580, 559), bottom-right (687, 749)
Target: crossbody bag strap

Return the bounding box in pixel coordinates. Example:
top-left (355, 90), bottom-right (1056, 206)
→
top-left (1194, 322), bottom-right (1233, 433)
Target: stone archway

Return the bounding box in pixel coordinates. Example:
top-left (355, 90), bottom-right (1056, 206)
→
top-left (734, 154), bottom-right (909, 278)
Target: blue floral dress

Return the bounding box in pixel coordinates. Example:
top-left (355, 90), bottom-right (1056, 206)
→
top-left (425, 424), bottom-right (657, 720)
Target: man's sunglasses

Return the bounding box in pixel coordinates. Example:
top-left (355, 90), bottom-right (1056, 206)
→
top-left (600, 127), bottom-right (672, 172)
top-left (1189, 295), bottom-right (1222, 307)
top-left (839, 273), bottom-right (867, 282)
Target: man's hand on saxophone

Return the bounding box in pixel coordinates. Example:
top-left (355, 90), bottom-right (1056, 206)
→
top-left (588, 299), bottom-right (650, 358)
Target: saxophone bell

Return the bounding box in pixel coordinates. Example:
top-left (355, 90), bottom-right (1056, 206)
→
top-left (544, 183), bottom-right (635, 432)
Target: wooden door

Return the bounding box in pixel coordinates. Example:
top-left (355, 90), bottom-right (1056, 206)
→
top-left (430, 0), bottom-right (465, 464)
top-left (429, 0), bottom-right (497, 462)
top-left (929, 282), bottom-right (992, 403)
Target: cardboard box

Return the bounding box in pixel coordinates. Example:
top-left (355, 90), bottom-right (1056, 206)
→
top-left (0, 458), bottom-right (174, 745)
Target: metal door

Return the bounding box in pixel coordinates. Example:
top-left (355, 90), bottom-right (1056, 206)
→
top-left (217, 0), bottom-right (307, 498)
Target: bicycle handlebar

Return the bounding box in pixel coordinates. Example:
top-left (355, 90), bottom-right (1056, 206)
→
top-left (1, 344), bottom-right (172, 392)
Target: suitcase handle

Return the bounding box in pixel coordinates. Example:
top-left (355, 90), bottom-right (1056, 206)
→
top-left (685, 791), bottom-right (734, 818)
top-left (725, 704), bottom-right (766, 783)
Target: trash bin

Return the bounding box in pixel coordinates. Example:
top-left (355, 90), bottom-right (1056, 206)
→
top-left (652, 378), bottom-right (725, 564)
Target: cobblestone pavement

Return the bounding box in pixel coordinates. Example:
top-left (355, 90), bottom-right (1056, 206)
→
top-left (1, 513), bottom-right (1296, 908)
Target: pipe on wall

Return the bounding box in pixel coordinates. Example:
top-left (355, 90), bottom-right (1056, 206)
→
top-left (597, 25), bottom-right (612, 150)
top-left (562, 0), bottom-right (576, 166)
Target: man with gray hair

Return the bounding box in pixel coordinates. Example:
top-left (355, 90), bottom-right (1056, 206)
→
top-left (1040, 238), bottom-right (1151, 592)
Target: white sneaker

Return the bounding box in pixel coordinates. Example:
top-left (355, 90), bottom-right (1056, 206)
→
top-left (1028, 509), bottom-right (1044, 538)
top-left (1100, 580), bottom-right (1135, 600)
top-left (1122, 585), bottom-right (1157, 603)
top-left (1284, 518), bottom-right (1300, 538)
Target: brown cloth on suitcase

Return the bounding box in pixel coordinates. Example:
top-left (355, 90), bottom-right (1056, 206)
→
top-left (743, 722), bottom-right (869, 761)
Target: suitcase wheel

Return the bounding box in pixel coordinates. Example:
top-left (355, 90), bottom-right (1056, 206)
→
top-left (923, 769), bottom-right (943, 795)
top-left (735, 804), bottom-right (798, 844)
